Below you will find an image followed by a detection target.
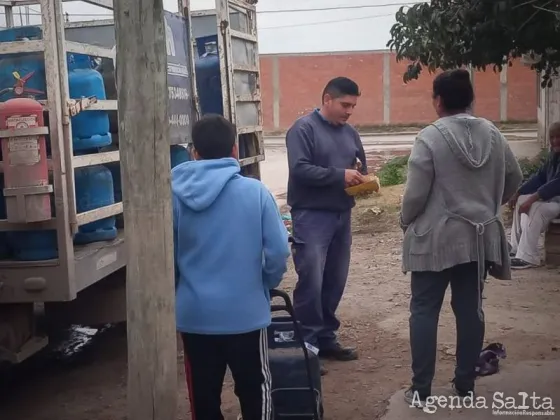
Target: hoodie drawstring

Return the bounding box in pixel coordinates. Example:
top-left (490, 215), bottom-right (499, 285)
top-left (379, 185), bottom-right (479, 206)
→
top-left (465, 120), bottom-right (474, 152)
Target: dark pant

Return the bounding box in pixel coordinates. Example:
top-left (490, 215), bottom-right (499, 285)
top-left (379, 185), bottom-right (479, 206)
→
top-left (409, 262), bottom-right (485, 396)
top-left (291, 209), bottom-right (352, 348)
top-left (181, 329), bottom-right (271, 420)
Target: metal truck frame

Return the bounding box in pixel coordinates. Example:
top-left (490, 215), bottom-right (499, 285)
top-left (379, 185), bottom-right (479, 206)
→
top-left (0, 0), bottom-right (265, 364)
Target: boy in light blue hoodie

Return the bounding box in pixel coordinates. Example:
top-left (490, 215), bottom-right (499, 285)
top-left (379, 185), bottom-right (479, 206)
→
top-left (172, 114), bottom-right (290, 420)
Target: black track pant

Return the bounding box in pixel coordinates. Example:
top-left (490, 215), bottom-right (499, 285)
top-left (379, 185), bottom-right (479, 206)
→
top-left (181, 329), bottom-right (272, 420)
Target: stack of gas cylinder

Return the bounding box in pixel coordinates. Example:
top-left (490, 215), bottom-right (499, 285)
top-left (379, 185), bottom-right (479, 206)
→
top-left (194, 37), bottom-right (250, 159)
top-left (0, 26), bottom-right (191, 261)
top-left (96, 55), bottom-right (191, 229)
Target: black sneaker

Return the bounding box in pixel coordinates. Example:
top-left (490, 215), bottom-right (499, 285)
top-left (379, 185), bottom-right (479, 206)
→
top-left (451, 380), bottom-right (474, 398)
top-left (404, 387), bottom-right (428, 408)
top-left (318, 343), bottom-right (358, 361)
top-left (511, 258), bottom-right (539, 270)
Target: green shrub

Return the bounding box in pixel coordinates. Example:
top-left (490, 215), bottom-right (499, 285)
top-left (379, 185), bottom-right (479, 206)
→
top-left (377, 155), bottom-right (410, 186)
top-left (376, 148), bottom-right (549, 188)
top-left (517, 148), bottom-right (550, 181)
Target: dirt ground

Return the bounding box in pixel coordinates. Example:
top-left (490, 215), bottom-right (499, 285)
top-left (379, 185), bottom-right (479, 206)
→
top-left (1, 185), bottom-right (559, 420)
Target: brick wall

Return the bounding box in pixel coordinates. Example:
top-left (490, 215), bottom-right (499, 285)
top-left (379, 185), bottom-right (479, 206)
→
top-left (259, 51), bottom-right (537, 132)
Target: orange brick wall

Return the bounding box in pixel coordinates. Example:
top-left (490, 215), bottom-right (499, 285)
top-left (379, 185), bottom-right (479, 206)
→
top-left (259, 51), bottom-right (537, 131)
top-left (507, 62), bottom-right (539, 121)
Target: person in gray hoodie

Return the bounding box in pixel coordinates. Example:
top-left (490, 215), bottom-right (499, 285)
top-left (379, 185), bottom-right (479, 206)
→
top-left (399, 69), bottom-right (523, 407)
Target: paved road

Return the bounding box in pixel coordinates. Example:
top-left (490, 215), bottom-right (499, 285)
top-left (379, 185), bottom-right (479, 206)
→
top-left (261, 131), bottom-right (542, 207)
top-left (265, 131), bottom-right (538, 147)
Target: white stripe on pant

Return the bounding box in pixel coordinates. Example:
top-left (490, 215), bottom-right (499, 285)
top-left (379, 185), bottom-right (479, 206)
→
top-left (510, 194), bottom-right (560, 265)
top-left (181, 328), bottom-right (273, 420)
top-left (259, 328), bottom-right (272, 420)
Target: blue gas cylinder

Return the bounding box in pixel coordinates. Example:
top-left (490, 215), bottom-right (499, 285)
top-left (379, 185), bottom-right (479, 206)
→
top-left (194, 41), bottom-right (224, 116)
top-left (106, 145), bottom-right (191, 229)
top-left (103, 159), bottom-right (123, 229)
top-left (8, 230), bottom-right (58, 261)
top-left (0, 26), bottom-right (46, 102)
top-left (170, 145), bottom-right (191, 168)
top-left (98, 146), bottom-right (121, 208)
top-left (109, 145), bottom-right (192, 204)
top-left (68, 53), bottom-right (112, 152)
top-left (73, 159), bottom-right (117, 245)
top-left (6, 176), bottom-right (58, 261)
top-left (0, 25), bottom-right (42, 42)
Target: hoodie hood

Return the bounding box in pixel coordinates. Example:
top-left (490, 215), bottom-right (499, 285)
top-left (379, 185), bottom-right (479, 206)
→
top-left (434, 115), bottom-right (493, 169)
top-left (171, 157), bottom-right (240, 211)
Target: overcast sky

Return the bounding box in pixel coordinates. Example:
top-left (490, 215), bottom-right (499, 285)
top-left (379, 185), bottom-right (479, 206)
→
top-left (0, 0), bottom-right (423, 54)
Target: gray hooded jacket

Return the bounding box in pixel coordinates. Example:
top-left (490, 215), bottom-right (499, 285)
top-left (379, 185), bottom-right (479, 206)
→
top-left (400, 115), bottom-right (523, 280)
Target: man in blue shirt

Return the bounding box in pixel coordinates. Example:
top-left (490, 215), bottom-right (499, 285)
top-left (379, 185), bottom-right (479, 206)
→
top-left (286, 77), bottom-right (368, 374)
top-left (172, 114), bottom-right (291, 420)
top-left (509, 121), bottom-right (560, 269)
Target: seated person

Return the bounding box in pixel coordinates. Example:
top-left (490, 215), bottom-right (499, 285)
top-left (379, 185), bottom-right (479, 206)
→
top-left (509, 122), bottom-right (560, 269)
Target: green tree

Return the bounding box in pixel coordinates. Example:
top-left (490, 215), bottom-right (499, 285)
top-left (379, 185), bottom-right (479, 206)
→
top-left (387, 0), bottom-right (560, 87)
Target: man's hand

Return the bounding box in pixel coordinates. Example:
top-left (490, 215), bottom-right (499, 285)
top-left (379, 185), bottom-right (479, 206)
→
top-left (518, 193), bottom-right (539, 215)
top-left (344, 169), bottom-right (366, 187)
top-left (508, 192), bottom-right (520, 210)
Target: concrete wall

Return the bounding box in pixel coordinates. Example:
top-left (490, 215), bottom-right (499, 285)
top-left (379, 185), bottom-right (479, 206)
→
top-left (260, 51), bottom-right (538, 131)
top-left (538, 76), bottom-right (560, 147)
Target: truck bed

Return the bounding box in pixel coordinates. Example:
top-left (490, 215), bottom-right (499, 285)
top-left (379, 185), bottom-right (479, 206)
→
top-left (74, 229), bottom-right (126, 292)
top-left (0, 229), bottom-right (126, 303)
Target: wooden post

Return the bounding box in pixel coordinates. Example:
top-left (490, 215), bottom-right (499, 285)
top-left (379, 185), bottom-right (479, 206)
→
top-left (113, 1), bottom-right (177, 419)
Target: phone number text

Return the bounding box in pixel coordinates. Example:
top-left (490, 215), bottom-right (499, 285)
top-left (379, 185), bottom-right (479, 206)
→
top-left (169, 113), bottom-right (190, 127)
top-left (168, 86), bottom-right (190, 101)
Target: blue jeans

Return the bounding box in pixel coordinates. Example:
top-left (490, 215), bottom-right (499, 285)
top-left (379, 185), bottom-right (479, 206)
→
top-left (290, 209), bottom-right (352, 349)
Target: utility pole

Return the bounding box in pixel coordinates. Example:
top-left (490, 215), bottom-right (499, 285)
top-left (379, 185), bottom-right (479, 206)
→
top-left (113, 1), bottom-right (177, 419)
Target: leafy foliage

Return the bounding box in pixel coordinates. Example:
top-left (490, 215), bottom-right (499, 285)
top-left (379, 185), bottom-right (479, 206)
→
top-left (377, 155), bottom-right (410, 186)
top-left (376, 149), bottom-right (549, 187)
top-left (387, 0), bottom-right (560, 87)
top-left (517, 148), bottom-right (550, 180)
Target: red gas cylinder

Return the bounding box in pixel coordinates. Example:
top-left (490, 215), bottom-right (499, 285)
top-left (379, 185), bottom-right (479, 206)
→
top-left (0, 98), bottom-right (52, 223)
